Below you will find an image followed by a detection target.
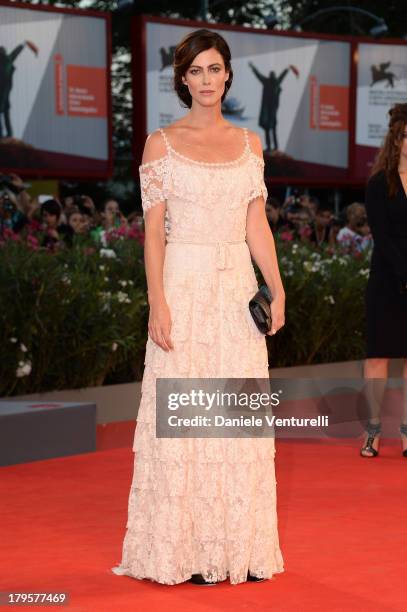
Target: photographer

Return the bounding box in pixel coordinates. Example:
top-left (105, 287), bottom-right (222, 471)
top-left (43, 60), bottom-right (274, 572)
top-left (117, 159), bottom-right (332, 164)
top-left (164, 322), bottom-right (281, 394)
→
top-left (0, 174), bottom-right (29, 236)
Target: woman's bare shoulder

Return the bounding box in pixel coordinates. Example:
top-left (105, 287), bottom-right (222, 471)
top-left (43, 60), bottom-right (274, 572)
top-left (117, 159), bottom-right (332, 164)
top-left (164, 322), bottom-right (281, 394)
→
top-left (246, 129), bottom-right (264, 157)
top-left (141, 129), bottom-right (167, 165)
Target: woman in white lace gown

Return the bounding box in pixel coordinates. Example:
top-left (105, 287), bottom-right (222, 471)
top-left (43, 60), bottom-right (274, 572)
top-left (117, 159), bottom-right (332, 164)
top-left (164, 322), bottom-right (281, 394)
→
top-left (112, 28), bottom-right (285, 586)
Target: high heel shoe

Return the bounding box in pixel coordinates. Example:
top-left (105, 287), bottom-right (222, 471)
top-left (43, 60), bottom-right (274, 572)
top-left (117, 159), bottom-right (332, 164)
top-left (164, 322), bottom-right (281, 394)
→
top-left (400, 423), bottom-right (407, 457)
top-left (188, 573), bottom-right (220, 585)
top-left (360, 421), bottom-right (381, 457)
top-left (247, 571), bottom-right (266, 582)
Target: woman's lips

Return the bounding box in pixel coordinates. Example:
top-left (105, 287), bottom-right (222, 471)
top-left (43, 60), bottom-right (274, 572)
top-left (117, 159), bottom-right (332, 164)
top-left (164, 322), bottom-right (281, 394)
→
top-left (200, 91), bottom-right (215, 95)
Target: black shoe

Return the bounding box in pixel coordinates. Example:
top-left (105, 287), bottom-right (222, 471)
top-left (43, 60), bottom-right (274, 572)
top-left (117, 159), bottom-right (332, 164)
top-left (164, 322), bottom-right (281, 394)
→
top-left (360, 421), bottom-right (381, 457)
top-left (247, 571), bottom-right (266, 582)
top-left (400, 423), bottom-right (407, 457)
top-left (188, 573), bottom-right (218, 585)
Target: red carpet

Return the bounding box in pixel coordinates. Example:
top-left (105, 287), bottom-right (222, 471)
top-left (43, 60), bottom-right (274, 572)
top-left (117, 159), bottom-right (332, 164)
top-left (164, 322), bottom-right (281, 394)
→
top-left (1, 436), bottom-right (406, 611)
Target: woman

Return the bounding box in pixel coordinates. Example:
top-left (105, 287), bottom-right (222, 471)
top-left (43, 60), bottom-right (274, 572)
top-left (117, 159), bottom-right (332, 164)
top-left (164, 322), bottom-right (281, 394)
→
top-left (92, 198), bottom-right (127, 243)
top-left (360, 103), bottom-right (407, 458)
top-left (111, 28), bottom-right (285, 585)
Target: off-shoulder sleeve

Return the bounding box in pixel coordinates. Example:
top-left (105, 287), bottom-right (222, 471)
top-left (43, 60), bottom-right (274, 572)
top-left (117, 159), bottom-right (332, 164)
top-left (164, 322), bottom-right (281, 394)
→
top-left (138, 155), bottom-right (169, 217)
top-left (248, 156), bottom-right (268, 204)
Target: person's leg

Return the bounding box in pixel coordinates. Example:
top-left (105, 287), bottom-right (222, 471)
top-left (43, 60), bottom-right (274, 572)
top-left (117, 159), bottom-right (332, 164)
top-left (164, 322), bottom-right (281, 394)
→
top-left (4, 108), bottom-right (12, 138)
top-left (272, 123), bottom-right (278, 150)
top-left (361, 358), bottom-right (388, 456)
top-left (400, 359), bottom-right (407, 455)
top-left (264, 128), bottom-right (271, 151)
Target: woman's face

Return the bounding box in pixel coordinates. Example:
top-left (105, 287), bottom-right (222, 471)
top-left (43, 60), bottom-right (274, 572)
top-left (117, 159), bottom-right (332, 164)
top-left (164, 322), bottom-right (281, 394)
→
top-left (42, 210), bottom-right (58, 229)
top-left (104, 200), bottom-right (119, 221)
top-left (69, 212), bottom-right (84, 233)
top-left (182, 48), bottom-right (229, 107)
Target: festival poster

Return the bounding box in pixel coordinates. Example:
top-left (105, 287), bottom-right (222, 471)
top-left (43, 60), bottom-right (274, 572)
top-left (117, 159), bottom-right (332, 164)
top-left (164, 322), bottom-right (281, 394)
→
top-left (0, 3), bottom-right (111, 177)
top-left (354, 42), bottom-right (407, 179)
top-left (139, 20), bottom-right (350, 180)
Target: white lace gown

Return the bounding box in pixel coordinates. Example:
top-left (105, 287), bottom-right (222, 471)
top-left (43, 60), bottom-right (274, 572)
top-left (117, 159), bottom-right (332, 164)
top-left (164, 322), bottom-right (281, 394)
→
top-left (111, 127), bottom-right (284, 585)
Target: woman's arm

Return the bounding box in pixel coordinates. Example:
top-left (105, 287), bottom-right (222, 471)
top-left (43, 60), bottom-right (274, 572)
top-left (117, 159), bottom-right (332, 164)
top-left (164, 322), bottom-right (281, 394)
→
top-left (140, 132), bottom-right (174, 351)
top-left (246, 132), bottom-right (285, 335)
top-left (365, 172), bottom-right (407, 281)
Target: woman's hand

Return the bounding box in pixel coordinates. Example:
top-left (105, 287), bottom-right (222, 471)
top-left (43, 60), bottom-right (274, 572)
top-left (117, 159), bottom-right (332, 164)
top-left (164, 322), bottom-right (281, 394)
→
top-left (148, 298), bottom-right (174, 351)
top-left (267, 295), bottom-right (285, 336)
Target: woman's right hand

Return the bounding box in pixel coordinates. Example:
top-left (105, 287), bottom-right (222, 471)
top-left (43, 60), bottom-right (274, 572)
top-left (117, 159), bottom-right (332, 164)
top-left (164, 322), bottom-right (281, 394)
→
top-left (148, 298), bottom-right (174, 351)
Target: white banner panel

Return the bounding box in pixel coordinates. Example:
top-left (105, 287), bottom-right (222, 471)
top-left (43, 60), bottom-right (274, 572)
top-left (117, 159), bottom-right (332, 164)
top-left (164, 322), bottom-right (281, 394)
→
top-left (355, 42), bottom-right (407, 177)
top-left (0, 3), bottom-right (110, 176)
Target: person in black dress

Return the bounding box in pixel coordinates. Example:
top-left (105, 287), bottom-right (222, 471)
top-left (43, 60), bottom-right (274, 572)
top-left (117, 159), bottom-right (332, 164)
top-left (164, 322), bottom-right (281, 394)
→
top-left (360, 103), bottom-right (407, 458)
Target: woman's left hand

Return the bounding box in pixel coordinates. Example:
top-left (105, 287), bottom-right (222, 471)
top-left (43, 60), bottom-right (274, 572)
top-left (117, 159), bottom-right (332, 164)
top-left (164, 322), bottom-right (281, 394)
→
top-left (267, 296), bottom-right (285, 336)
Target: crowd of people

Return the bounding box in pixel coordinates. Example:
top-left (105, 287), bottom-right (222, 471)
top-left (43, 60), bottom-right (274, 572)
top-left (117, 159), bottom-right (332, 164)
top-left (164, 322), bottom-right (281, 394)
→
top-left (0, 173), bottom-right (143, 249)
top-left (266, 192), bottom-right (372, 253)
top-left (0, 172), bottom-right (372, 254)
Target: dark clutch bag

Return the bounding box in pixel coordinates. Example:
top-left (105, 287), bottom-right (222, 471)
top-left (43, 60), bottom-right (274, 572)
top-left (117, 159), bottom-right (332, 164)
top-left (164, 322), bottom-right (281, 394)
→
top-left (249, 284), bottom-right (272, 334)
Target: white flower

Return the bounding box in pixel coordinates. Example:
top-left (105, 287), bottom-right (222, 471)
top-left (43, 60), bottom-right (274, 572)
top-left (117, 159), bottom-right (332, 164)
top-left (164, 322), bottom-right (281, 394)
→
top-left (99, 265), bottom-right (106, 271)
top-left (16, 360), bottom-right (32, 378)
top-left (104, 277), bottom-right (109, 282)
top-left (100, 248), bottom-right (116, 259)
top-left (324, 295), bottom-right (335, 305)
top-left (128, 280), bottom-right (134, 286)
top-left (112, 342), bottom-right (118, 352)
top-left (61, 274), bottom-right (71, 285)
top-left (20, 344), bottom-right (28, 353)
top-left (10, 337), bottom-right (18, 343)
top-left (359, 269), bottom-right (370, 277)
top-left (118, 280), bottom-right (128, 287)
top-left (304, 260), bottom-right (321, 273)
top-left (117, 291), bottom-right (131, 304)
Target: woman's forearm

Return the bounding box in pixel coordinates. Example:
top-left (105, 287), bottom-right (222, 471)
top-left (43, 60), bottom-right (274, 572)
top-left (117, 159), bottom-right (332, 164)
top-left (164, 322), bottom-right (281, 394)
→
top-left (247, 218), bottom-right (285, 301)
top-left (144, 231), bottom-right (166, 306)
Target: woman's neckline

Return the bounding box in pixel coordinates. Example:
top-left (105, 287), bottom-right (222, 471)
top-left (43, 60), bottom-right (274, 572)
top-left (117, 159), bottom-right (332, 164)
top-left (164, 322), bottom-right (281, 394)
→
top-left (398, 171), bottom-right (407, 200)
top-left (159, 126), bottom-right (250, 167)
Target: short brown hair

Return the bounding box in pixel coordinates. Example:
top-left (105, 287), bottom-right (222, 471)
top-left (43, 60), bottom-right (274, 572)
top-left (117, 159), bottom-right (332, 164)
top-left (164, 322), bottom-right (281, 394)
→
top-left (173, 28), bottom-right (233, 109)
top-left (371, 102), bottom-right (407, 197)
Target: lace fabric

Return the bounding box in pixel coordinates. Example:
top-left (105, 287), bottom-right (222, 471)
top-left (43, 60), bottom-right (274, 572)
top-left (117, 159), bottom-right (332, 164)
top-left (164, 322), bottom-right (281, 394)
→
top-left (111, 127), bottom-right (284, 585)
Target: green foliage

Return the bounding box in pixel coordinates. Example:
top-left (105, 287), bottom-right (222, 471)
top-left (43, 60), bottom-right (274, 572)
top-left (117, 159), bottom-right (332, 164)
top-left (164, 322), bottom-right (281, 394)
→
top-left (0, 235), bottom-right (148, 395)
top-left (0, 233), bottom-right (371, 396)
top-left (263, 237), bottom-right (370, 367)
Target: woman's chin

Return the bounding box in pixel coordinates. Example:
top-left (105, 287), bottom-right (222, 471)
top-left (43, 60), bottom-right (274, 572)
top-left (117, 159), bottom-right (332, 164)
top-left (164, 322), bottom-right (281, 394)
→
top-left (195, 94), bottom-right (219, 106)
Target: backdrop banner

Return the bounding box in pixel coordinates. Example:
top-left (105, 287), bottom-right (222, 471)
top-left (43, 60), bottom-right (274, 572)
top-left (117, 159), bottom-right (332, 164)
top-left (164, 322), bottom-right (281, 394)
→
top-left (0, 3), bottom-right (111, 177)
top-left (355, 42), bottom-right (407, 178)
top-left (141, 21), bottom-right (351, 180)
